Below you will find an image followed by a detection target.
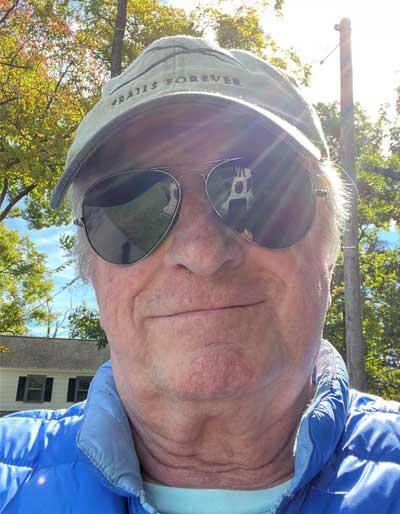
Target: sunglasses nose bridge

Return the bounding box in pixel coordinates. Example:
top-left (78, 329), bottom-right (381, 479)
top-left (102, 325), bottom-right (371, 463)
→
top-left (175, 171), bottom-right (207, 183)
top-left (175, 170), bottom-right (208, 198)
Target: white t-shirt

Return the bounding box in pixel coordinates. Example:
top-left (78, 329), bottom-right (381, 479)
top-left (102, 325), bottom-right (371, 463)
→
top-left (143, 479), bottom-right (293, 514)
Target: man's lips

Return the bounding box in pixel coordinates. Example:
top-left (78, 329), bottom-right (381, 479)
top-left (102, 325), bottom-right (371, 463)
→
top-left (151, 300), bottom-right (266, 319)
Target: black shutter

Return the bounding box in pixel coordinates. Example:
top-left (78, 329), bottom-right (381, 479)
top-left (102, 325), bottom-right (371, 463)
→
top-left (67, 378), bottom-right (76, 402)
top-left (44, 377), bottom-right (54, 402)
top-left (16, 376), bottom-right (26, 401)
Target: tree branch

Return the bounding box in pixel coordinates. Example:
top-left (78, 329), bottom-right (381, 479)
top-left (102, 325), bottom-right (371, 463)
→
top-left (0, 0), bottom-right (20, 25)
top-left (0, 262), bottom-right (35, 276)
top-left (0, 39), bottom-right (33, 90)
top-left (13, 123), bottom-right (32, 143)
top-left (0, 178), bottom-right (9, 210)
top-left (0, 263), bottom-right (17, 274)
top-left (366, 166), bottom-right (400, 181)
top-left (0, 183), bottom-right (36, 222)
top-left (1, 156), bottom-right (21, 170)
top-left (0, 60), bottom-right (32, 70)
top-left (26, 277), bottom-right (80, 316)
top-left (8, 37), bottom-right (30, 65)
top-left (51, 306), bottom-right (73, 338)
top-left (0, 96), bottom-right (18, 106)
top-left (358, 225), bottom-right (366, 244)
top-left (44, 61), bottom-right (74, 114)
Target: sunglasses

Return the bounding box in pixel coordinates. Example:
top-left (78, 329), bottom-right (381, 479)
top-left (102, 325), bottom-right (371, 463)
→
top-left (74, 154), bottom-right (327, 266)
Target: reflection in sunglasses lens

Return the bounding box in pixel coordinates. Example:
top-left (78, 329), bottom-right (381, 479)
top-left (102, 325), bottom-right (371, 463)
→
top-left (83, 171), bottom-right (179, 264)
top-left (82, 155), bottom-right (316, 265)
top-left (207, 157), bottom-right (315, 248)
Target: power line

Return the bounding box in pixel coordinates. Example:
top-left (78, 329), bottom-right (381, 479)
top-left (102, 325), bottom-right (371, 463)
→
top-left (25, 276), bottom-right (79, 316)
top-left (319, 42), bottom-right (339, 66)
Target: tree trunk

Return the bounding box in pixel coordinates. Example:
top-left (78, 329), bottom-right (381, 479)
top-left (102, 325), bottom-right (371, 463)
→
top-left (110, 0), bottom-right (128, 78)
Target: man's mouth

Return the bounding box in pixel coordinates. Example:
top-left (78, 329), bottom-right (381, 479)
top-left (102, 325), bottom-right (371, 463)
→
top-left (157, 301), bottom-right (266, 318)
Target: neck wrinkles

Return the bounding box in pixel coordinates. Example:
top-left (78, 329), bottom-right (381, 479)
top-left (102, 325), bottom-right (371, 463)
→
top-left (125, 378), bottom-right (315, 490)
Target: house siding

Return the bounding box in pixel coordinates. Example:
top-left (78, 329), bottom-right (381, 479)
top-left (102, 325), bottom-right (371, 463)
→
top-left (0, 336), bottom-right (109, 416)
top-left (0, 367), bottom-right (96, 414)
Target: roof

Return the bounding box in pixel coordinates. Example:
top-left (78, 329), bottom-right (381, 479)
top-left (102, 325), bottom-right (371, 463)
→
top-left (0, 335), bottom-right (110, 371)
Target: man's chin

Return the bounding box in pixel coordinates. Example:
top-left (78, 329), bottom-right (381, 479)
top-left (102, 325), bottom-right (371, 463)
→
top-left (159, 345), bottom-right (260, 402)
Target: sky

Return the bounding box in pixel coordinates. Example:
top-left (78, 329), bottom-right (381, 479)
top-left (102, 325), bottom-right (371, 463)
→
top-left (263, 0), bottom-right (400, 116)
top-left (6, 0), bottom-right (400, 337)
top-left (171, 0), bottom-right (400, 116)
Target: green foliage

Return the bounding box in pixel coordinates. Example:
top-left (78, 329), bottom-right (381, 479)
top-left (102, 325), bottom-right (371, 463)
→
top-left (193, 1), bottom-right (310, 85)
top-left (0, 0), bottom-right (97, 228)
top-left (68, 304), bottom-right (108, 349)
top-left (80, 0), bottom-right (201, 78)
top-left (0, 0), bottom-right (298, 229)
top-left (0, 0), bottom-right (198, 227)
top-left (0, 222), bottom-right (54, 334)
top-left (318, 99), bottom-right (400, 400)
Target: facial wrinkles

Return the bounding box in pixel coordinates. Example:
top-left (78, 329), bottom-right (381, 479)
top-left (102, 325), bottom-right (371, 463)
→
top-left (97, 189), bottom-right (324, 352)
top-left (93, 253), bottom-right (156, 346)
top-left (92, 171), bottom-right (236, 363)
top-left (270, 235), bottom-right (329, 359)
top-left (133, 181), bottom-right (282, 320)
top-left (87, 113), bottom-right (331, 413)
top-left (135, 256), bottom-right (290, 397)
top-left (95, 192), bottom-right (326, 351)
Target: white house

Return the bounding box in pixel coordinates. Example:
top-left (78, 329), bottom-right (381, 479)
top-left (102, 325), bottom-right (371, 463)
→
top-left (0, 335), bottom-right (110, 416)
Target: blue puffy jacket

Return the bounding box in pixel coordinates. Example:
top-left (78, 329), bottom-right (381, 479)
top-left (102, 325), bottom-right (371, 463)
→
top-left (1, 341), bottom-right (399, 514)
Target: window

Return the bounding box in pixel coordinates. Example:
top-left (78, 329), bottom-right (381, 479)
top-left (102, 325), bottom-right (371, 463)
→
top-left (67, 376), bottom-right (93, 403)
top-left (16, 375), bottom-right (54, 403)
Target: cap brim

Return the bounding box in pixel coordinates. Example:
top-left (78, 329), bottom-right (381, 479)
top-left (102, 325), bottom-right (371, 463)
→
top-left (51, 92), bottom-right (321, 209)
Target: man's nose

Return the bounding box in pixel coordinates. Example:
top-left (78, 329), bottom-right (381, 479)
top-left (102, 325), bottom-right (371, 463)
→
top-left (162, 179), bottom-right (245, 276)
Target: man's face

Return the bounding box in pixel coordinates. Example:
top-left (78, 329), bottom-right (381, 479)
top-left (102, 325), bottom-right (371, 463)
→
top-left (82, 104), bottom-right (332, 407)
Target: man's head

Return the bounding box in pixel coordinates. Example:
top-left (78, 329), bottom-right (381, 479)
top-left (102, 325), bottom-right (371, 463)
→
top-left (53, 36), bottom-right (347, 408)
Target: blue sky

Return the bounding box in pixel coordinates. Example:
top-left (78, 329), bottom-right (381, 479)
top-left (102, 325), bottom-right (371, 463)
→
top-left (381, 231), bottom-right (400, 248)
top-left (5, 217), bottom-right (97, 337)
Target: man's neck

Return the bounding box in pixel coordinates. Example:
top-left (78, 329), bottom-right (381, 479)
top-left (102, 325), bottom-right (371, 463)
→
top-left (125, 380), bottom-right (314, 490)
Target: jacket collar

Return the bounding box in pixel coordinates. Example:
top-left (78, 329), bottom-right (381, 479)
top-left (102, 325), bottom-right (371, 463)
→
top-left (290, 340), bottom-right (349, 493)
top-left (77, 340), bottom-right (349, 497)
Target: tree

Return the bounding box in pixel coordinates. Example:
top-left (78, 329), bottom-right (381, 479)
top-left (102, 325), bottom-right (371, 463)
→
top-left (0, 0), bottom-right (100, 228)
top-left (68, 305), bottom-right (108, 349)
top-left (77, 0), bottom-right (201, 81)
top-left (0, 0), bottom-right (211, 339)
top-left (110, 0), bottom-right (128, 78)
top-left (194, 1), bottom-right (310, 85)
top-left (318, 96), bottom-right (400, 400)
top-left (1, 0), bottom-right (304, 229)
top-left (0, 222), bottom-right (54, 335)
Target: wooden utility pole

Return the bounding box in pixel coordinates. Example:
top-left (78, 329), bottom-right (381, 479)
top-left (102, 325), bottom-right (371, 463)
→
top-left (335, 18), bottom-right (366, 390)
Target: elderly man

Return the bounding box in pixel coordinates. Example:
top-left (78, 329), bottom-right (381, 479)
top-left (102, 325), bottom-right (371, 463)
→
top-left (1, 36), bottom-right (399, 514)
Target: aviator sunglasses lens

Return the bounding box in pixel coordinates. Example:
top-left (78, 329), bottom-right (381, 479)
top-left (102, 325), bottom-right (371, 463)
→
top-left (82, 154), bottom-right (316, 265)
top-left (82, 170), bottom-right (179, 265)
top-left (207, 156), bottom-right (316, 248)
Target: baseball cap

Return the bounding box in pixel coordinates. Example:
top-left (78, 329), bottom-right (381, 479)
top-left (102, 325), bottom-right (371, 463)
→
top-left (51, 35), bottom-right (328, 209)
